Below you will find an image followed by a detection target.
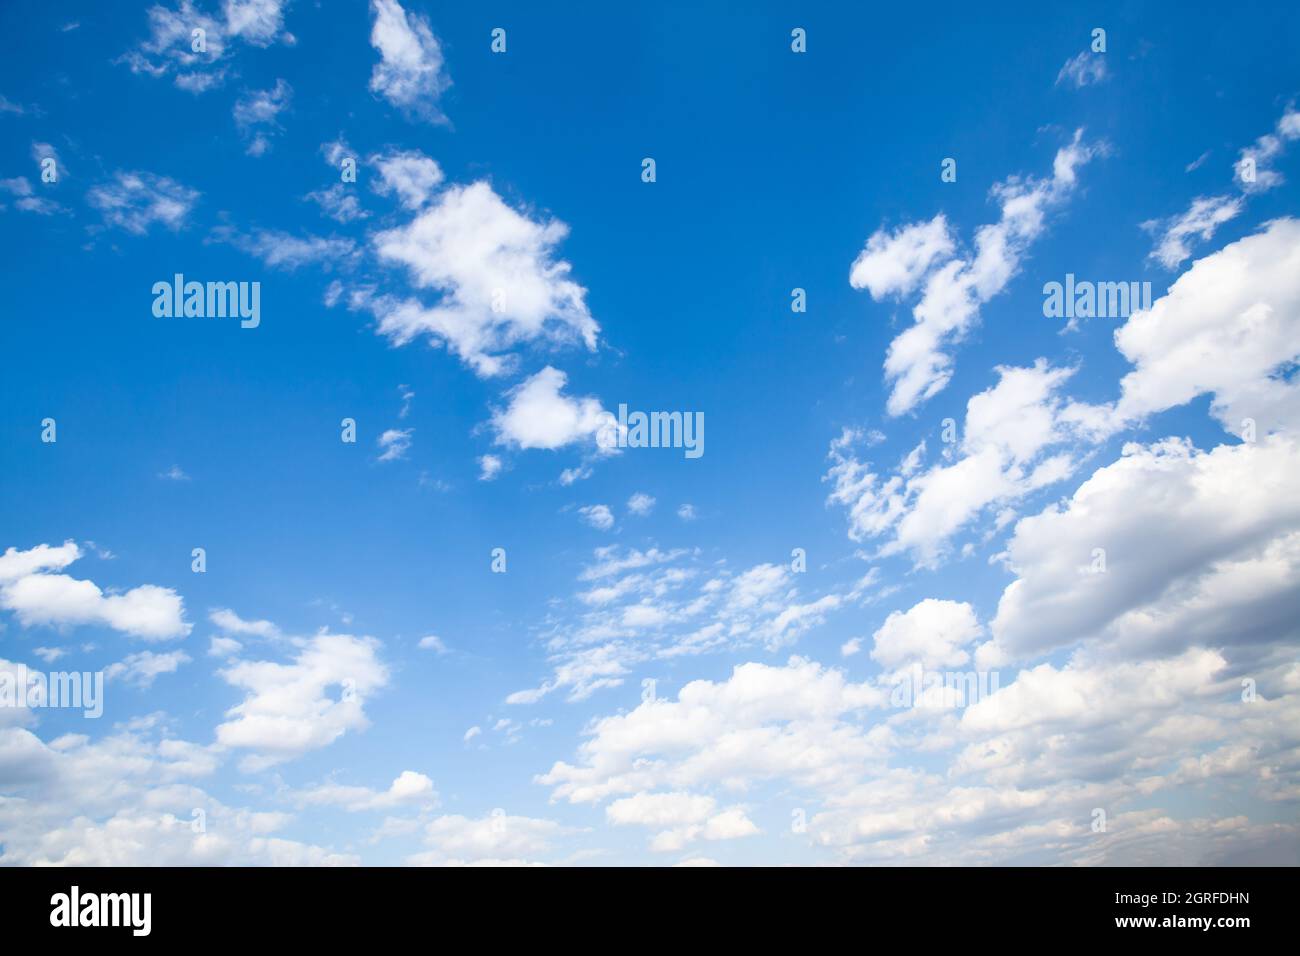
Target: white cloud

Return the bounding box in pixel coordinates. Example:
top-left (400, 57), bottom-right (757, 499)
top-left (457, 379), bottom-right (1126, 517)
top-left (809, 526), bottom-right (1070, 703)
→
top-left (605, 791), bottom-right (758, 851)
top-left (0, 541), bottom-right (80, 581)
top-left (579, 504), bottom-right (615, 531)
top-left (508, 548), bottom-right (877, 705)
top-left (538, 657), bottom-right (886, 804)
top-left (211, 225), bottom-right (358, 270)
top-left (850, 215), bottom-right (955, 299)
top-left (208, 636), bottom-right (243, 658)
top-left (119, 1), bottom-right (291, 92)
top-left (477, 454), bottom-right (503, 481)
top-left (215, 632), bottom-right (389, 771)
top-left (627, 493), bottom-right (655, 516)
top-left (411, 812), bottom-right (566, 865)
top-left (371, 149), bottom-right (444, 209)
top-left (233, 79), bottom-right (292, 155)
top-left (106, 650), bottom-right (191, 688)
top-left (368, 0), bottom-right (451, 123)
top-left (826, 360), bottom-right (1082, 566)
top-left (86, 171), bottom-right (199, 235)
top-left (558, 465), bottom-right (591, 485)
top-left (0, 541), bottom-right (191, 641)
top-left (370, 183), bottom-right (599, 376)
top-left (119, 1), bottom-right (228, 88)
top-left (490, 367), bottom-right (610, 451)
top-left (1109, 218), bottom-right (1300, 439)
top-left (296, 770), bottom-right (437, 811)
top-left (1055, 51), bottom-right (1108, 88)
top-left (377, 428), bottom-right (413, 462)
top-left (987, 435), bottom-right (1300, 665)
top-left (417, 635), bottom-right (448, 653)
top-left (223, 0), bottom-right (288, 46)
top-left (0, 176), bottom-right (66, 216)
top-left (306, 183), bottom-right (369, 223)
top-left (0, 720), bottom-right (364, 865)
top-left (1146, 106), bottom-right (1300, 267)
top-left (1235, 105), bottom-right (1300, 193)
top-left (853, 131), bottom-right (1100, 416)
top-left (871, 599), bottom-right (982, 673)
top-left (677, 503), bottom-right (697, 521)
top-left (1142, 194), bottom-right (1243, 269)
top-left (210, 608), bottom-right (280, 639)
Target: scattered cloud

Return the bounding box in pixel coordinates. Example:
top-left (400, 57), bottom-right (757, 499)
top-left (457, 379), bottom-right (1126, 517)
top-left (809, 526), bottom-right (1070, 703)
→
top-left (368, 0), bottom-right (451, 123)
top-left (86, 171), bottom-right (199, 235)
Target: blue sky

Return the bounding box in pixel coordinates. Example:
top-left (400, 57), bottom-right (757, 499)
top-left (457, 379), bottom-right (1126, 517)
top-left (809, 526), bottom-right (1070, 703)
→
top-left (1, 0), bottom-right (1298, 865)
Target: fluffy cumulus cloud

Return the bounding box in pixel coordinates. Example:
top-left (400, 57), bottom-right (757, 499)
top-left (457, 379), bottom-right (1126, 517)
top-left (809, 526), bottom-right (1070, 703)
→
top-left (987, 436), bottom-right (1300, 665)
top-left (1110, 218), bottom-right (1300, 438)
top-left (578, 504), bottom-right (615, 531)
top-left (369, 183), bottom-right (599, 376)
top-left (371, 148), bottom-right (445, 209)
top-left (408, 812), bottom-right (567, 866)
top-left (538, 658), bottom-right (888, 804)
top-left (1057, 217), bottom-right (1300, 444)
top-left (13, 12), bottom-right (1300, 870)
top-left (214, 632), bottom-right (389, 771)
top-left (605, 791), bottom-right (759, 852)
top-left (850, 131), bottom-right (1101, 416)
top-left (0, 541), bottom-right (191, 640)
top-left (490, 366), bottom-right (610, 452)
top-left (0, 719), bottom-right (357, 866)
top-left (825, 360), bottom-right (1082, 566)
top-left (537, 629), bottom-right (1300, 864)
top-left (870, 599), bottom-right (981, 673)
top-left (849, 215), bottom-right (954, 298)
top-left (368, 0), bottom-right (451, 123)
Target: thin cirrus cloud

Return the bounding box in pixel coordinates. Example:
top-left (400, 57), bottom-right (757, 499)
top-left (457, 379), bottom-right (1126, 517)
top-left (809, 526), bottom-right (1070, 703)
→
top-left (1055, 50), bottom-right (1107, 88)
top-left (233, 78), bottom-right (293, 156)
top-left (119, 0), bottom-right (293, 93)
top-left (1144, 104), bottom-right (1299, 268)
top-left (86, 170), bottom-right (200, 236)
